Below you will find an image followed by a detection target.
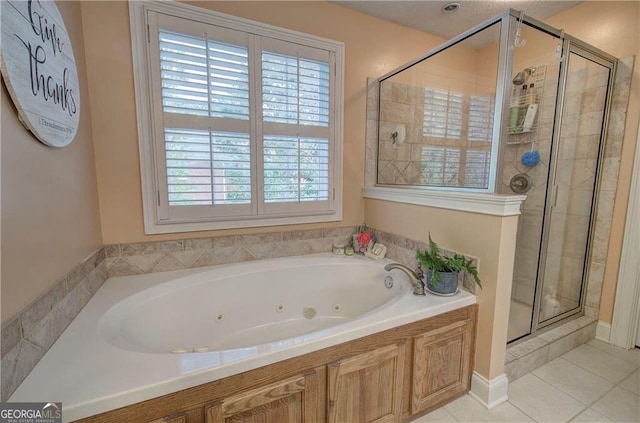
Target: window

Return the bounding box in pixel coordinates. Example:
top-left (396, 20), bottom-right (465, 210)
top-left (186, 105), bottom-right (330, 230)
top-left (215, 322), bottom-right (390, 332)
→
top-left (130, 2), bottom-right (343, 233)
top-left (423, 88), bottom-right (463, 139)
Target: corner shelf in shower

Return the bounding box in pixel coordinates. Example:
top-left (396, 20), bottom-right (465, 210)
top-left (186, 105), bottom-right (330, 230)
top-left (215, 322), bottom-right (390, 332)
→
top-left (506, 64), bottom-right (547, 145)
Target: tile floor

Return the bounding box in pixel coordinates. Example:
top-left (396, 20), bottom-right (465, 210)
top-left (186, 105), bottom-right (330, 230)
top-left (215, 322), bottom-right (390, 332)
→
top-left (411, 339), bottom-right (640, 423)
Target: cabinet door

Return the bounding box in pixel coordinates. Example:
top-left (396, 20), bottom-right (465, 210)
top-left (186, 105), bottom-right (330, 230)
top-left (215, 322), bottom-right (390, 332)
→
top-left (148, 414), bottom-right (186, 423)
top-left (411, 320), bottom-right (474, 414)
top-left (327, 343), bottom-right (405, 423)
top-left (205, 371), bottom-right (320, 423)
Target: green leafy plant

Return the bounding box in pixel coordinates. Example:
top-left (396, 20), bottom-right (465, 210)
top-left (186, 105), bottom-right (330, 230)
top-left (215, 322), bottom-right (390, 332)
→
top-left (415, 235), bottom-right (482, 289)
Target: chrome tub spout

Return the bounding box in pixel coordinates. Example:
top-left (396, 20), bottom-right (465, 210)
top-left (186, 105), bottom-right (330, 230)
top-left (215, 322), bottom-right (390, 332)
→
top-left (384, 263), bottom-right (426, 296)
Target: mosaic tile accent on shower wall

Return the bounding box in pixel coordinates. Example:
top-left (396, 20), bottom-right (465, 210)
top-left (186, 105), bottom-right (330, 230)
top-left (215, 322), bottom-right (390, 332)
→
top-left (104, 226), bottom-right (357, 277)
top-left (1, 249), bottom-right (108, 401)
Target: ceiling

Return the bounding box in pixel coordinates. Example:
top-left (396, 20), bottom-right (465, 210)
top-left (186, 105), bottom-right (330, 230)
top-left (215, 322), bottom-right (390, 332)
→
top-left (332, 1), bottom-right (582, 42)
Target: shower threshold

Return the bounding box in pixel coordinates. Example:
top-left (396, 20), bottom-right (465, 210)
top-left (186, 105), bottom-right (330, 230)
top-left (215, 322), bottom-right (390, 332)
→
top-left (505, 315), bottom-right (595, 381)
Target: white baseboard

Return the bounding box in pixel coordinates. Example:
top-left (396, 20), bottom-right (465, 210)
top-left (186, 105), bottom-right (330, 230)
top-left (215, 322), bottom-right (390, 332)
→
top-left (469, 371), bottom-right (509, 409)
top-left (596, 321), bottom-right (611, 343)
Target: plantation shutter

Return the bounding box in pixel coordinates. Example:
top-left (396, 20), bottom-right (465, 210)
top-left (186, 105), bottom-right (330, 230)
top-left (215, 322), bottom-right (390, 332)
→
top-left (464, 150), bottom-right (490, 188)
top-left (259, 38), bottom-right (334, 214)
top-left (468, 95), bottom-right (494, 142)
top-left (420, 147), bottom-right (461, 187)
top-left (423, 88), bottom-right (463, 139)
top-left (151, 14), bottom-right (255, 221)
top-left (146, 12), bottom-right (338, 225)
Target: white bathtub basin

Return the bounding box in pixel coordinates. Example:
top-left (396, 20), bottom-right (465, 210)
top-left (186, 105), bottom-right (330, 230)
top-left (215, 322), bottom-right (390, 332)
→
top-left (10, 253), bottom-right (475, 422)
top-left (100, 257), bottom-right (406, 353)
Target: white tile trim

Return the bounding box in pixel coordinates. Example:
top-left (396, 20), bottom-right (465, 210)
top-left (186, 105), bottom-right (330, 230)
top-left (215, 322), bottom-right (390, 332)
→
top-left (596, 321), bottom-right (611, 343)
top-left (363, 186), bottom-right (526, 217)
top-left (469, 371), bottom-right (509, 409)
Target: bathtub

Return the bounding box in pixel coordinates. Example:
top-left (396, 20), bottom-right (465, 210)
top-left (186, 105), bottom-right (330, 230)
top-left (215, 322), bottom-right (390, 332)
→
top-left (10, 253), bottom-right (475, 422)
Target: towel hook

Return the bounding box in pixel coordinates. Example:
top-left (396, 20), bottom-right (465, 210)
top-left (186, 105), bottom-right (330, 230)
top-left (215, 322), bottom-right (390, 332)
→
top-left (514, 10), bottom-right (527, 48)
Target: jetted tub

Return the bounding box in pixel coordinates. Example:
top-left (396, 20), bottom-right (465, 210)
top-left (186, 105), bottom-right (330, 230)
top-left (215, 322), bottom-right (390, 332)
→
top-left (10, 253), bottom-right (476, 422)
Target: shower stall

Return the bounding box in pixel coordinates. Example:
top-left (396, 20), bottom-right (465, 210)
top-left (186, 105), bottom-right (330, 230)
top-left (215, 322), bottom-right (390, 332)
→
top-left (372, 10), bottom-right (618, 343)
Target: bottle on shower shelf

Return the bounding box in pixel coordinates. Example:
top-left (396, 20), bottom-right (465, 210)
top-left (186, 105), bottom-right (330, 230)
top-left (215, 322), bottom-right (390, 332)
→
top-left (509, 85), bottom-right (520, 132)
top-left (514, 84), bottom-right (528, 132)
top-left (521, 83), bottom-right (539, 132)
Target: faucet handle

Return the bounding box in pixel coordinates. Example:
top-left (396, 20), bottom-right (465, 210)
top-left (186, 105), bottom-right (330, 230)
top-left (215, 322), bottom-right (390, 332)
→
top-left (415, 263), bottom-right (424, 280)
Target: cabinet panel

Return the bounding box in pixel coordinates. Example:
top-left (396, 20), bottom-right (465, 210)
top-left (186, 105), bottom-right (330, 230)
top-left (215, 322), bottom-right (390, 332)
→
top-left (147, 414), bottom-right (186, 423)
top-left (327, 343), bottom-right (405, 423)
top-left (411, 320), bottom-right (473, 415)
top-left (205, 371), bottom-right (320, 423)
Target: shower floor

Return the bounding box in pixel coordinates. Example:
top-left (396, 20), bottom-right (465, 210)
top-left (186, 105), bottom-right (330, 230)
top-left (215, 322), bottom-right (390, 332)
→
top-left (508, 299), bottom-right (533, 342)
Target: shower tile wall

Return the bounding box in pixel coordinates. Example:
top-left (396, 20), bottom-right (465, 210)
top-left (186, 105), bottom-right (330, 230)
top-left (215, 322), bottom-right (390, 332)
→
top-left (377, 81), bottom-right (427, 185)
top-left (584, 55), bottom-right (635, 319)
top-left (377, 81), bottom-right (491, 186)
top-left (503, 54), bottom-right (634, 337)
top-left (501, 59), bottom-right (560, 309)
top-left (540, 55), bottom-right (610, 320)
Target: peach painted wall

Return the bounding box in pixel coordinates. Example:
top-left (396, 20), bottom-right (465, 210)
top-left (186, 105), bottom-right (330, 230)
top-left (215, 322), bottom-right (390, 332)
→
top-left (1, 1), bottom-right (103, 323)
top-left (365, 199), bottom-right (519, 379)
top-left (80, 0), bottom-right (447, 244)
top-left (543, 0), bottom-right (639, 325)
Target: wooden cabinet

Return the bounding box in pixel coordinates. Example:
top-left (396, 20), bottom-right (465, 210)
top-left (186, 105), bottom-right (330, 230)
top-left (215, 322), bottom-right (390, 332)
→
top-left (148, 414), bottom-right (186, 423)
top-left (327, 343), bottom-right (405, 423)
top-left (410, 320), bottom-right (474, 415)
top-left (205, 371), bottom-right (321, 423)
top-left (78, 306), bottom-right (477, 423)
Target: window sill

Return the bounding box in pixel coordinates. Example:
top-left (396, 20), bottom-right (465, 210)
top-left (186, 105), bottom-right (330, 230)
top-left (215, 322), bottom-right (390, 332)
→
top-left (363, 186), bottom-right (525, 217)
top-left (144, 212), bottom-right (342, 235)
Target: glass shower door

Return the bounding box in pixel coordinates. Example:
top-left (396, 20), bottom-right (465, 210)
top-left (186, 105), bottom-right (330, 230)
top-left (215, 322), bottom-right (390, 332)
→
top-left (537, 50), bottom-right (611, 325)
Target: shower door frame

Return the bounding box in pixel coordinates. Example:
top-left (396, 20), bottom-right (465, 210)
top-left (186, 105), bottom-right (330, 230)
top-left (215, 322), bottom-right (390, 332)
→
top-left (504, 11), bottom-right (618, 340)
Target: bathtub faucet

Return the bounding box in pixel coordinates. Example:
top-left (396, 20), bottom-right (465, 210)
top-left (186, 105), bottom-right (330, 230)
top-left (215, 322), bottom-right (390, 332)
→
top-left (384, 263), bottom-right (426, 296)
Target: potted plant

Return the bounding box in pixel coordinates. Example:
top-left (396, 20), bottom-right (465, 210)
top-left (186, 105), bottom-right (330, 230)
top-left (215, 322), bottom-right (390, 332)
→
top-left (416, 235), bottom-right (482, 295)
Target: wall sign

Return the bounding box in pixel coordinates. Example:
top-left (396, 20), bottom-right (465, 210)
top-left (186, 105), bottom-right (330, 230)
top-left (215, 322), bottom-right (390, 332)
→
top-left (0, 0), bottom-right (80, 148)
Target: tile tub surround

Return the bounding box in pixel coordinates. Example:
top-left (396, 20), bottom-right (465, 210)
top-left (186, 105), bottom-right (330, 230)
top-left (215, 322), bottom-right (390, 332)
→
top-left (0, 226), bottom-right (356, 401)
top-left (505, 315), bottom-right (597, 381)
top-left (371, 228), bottom-right (479, 295)
top-left (9, 256), bottom-right (476, 421)
top-left (1, 249), bottom-right (108, 401)
top-left (104, 226), bottom-right (357, 277)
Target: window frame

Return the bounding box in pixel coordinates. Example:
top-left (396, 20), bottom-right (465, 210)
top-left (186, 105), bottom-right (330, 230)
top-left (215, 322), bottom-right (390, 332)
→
top-left (130, 1), bottom-right (344, 234)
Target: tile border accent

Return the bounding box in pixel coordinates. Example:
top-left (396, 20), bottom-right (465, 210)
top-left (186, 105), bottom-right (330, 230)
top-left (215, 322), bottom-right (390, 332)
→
top-left (505, 315), bottom-right (596, 382)
top-left (104, 226), bottom-right (357, 277)
top-left (1, 248), bottom-right (108, 401)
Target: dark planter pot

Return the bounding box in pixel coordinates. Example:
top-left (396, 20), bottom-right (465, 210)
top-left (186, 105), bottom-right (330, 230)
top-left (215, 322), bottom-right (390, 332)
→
top-left (425, 269), bottom-right (459, 296)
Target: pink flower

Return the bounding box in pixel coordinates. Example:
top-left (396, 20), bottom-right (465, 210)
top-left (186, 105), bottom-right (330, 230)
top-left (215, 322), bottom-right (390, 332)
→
top-left (357, 231), bottom-right (373, 252)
